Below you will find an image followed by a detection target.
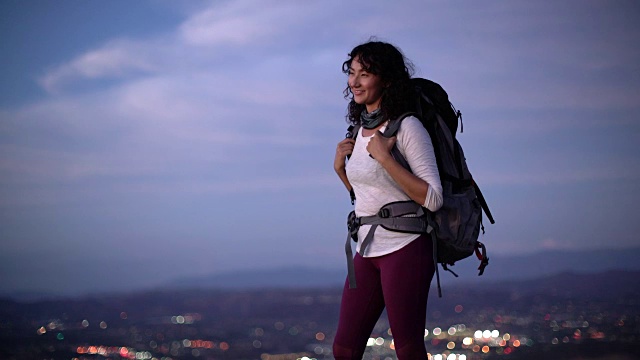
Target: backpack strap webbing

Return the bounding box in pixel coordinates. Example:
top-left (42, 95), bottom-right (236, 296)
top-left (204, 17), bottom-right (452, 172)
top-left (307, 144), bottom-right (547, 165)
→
top-left (344, 222), bottom-right (357, 289)
top-left (427, 223), bottom-right (443, 298)
top-left (473, 180), bottom-right (495, 224)
top-left (346, 125), bottom-right (359, 205)
top-left (383, 112), bottom-right (417, 137)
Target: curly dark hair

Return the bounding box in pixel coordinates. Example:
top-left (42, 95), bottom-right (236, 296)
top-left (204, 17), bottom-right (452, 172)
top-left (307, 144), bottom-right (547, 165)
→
top-left (342, 40), bottom-right (415, 125)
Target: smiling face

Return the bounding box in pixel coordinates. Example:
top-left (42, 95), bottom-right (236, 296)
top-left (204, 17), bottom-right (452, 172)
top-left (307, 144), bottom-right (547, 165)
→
top-left (348, 56), bottom-right (385, 113)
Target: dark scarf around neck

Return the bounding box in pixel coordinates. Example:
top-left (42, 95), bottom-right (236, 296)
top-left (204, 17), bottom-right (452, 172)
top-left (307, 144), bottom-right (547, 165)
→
top-left (360, 108), bottom-right (387, 129)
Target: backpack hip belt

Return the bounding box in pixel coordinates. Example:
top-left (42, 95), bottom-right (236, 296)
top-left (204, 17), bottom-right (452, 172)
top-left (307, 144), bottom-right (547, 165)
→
top-left (345, 201), bottom-right (430, 289)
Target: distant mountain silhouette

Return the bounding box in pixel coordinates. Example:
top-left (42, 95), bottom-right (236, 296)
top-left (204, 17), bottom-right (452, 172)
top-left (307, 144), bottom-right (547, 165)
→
top-left (480, 270), bottom-right (640, 300)
top-left (168, 247), bottom-right (640, 290)
top-left (459, 246), bottom-right (640, 280)
top-left (3, 247), bottom-right (638, 301)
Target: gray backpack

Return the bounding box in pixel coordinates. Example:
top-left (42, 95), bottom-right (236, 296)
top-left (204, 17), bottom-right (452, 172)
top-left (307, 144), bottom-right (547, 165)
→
top-left (345, 78), bottom-right (495, 297)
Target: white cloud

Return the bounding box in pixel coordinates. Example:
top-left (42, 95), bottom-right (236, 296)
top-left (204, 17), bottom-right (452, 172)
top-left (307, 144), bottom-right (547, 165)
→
top-left (39, 39), bottom-right (160, 93)
top-left (1, 75), bottom-right (323, 186)
top-left (180, 0), bottom-right (286, 46)
top-left (37, 0), bottom-right (345, 94)
top-left (178, 0), bottom-right (341, 47)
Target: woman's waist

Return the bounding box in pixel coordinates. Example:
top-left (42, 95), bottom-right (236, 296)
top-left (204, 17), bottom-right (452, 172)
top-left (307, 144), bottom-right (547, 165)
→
top-left (353, 195), bottom-right (413, 217)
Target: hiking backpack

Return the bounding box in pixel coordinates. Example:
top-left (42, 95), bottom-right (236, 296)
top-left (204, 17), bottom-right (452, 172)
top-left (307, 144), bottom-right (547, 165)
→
top-left (345, 78), bottom-right (495, 297)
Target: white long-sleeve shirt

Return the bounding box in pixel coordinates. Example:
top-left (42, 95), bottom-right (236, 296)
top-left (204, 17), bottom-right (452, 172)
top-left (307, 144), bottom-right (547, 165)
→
top-left (346, 115), bottom-right (443, 257)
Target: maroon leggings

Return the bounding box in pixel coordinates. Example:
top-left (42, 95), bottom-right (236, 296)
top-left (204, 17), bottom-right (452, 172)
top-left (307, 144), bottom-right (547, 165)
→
top-left (333, 235), bottom-right (434, 360)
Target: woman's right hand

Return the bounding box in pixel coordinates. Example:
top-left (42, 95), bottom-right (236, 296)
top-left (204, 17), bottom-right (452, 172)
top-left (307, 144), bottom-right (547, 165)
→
top-left (334, 138), bottom-right (355, 174)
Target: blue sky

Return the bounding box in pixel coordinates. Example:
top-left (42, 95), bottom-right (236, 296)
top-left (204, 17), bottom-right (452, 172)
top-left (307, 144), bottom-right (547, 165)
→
top-left (1, 0), bottom-right (639, 296)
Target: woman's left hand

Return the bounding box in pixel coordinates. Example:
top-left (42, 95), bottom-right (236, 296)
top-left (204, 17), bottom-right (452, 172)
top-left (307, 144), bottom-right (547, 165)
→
top-left (366, 131), bottom-right (396, 163)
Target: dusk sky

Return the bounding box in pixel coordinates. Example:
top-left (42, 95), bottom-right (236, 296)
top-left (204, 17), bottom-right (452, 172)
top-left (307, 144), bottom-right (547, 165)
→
top-left (1, 0), bottom-right (639, 296)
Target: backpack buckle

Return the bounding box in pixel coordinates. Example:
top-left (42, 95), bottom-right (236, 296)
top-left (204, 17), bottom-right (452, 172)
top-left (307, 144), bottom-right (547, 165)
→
top-left (347, 211), bottom-right (360, 242)
top-left (378, 208), bottom-right (390, 218)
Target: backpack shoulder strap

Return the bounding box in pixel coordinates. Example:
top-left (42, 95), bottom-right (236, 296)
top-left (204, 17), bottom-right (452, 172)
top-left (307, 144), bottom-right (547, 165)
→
top-left (383, 112), bottom-right (418, 172)
top-left (347, 124), bottom-right (360, 142)
top-left (346, 124), bottom-right (360, 205)
top-left (383, 112), bottom-right (417, 137)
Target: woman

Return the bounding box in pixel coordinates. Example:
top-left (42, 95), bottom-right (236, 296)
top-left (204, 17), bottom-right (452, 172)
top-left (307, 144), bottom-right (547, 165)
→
top-left (333, 40), bottom-right (443, 359)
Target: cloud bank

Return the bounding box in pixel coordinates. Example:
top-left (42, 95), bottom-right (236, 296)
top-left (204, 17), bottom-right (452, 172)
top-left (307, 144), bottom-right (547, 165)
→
top-left (1, 0), bottom-right (639, 294)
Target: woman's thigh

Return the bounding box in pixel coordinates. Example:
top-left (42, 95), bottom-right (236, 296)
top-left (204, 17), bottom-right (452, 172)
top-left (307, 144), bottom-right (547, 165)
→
top-left (379, 236), bottom-right (435, 356)
top-left (333, 253), bottom-right (386, 359)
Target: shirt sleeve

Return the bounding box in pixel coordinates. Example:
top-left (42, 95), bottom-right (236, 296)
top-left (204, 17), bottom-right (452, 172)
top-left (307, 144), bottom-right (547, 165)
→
top-left (396, 116), bottom-right (443, 212)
